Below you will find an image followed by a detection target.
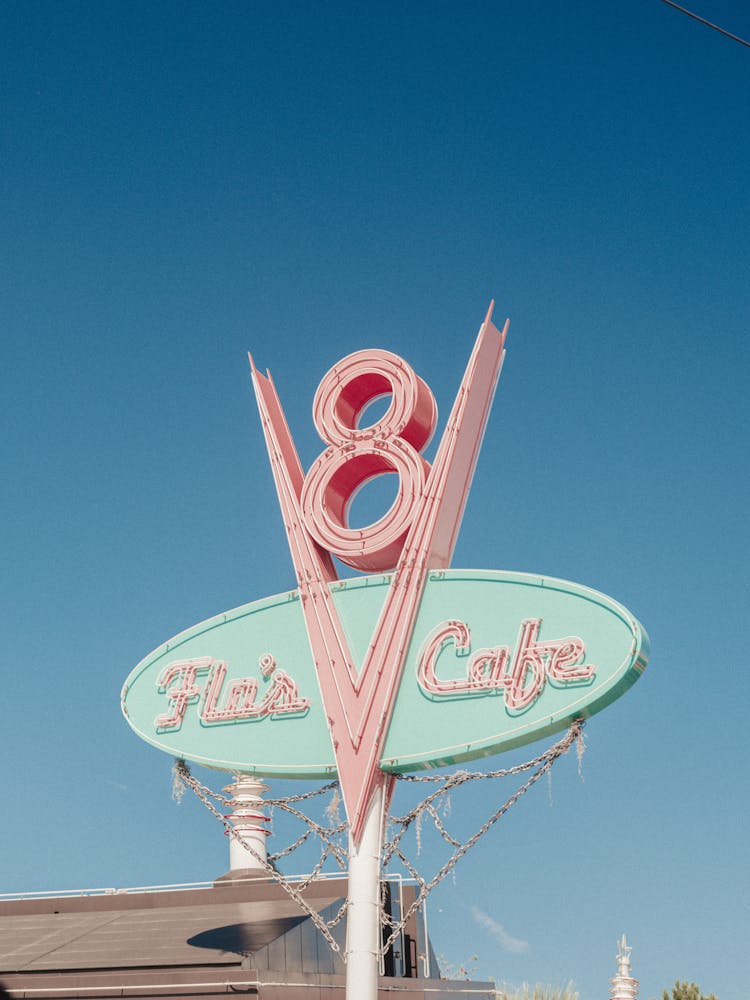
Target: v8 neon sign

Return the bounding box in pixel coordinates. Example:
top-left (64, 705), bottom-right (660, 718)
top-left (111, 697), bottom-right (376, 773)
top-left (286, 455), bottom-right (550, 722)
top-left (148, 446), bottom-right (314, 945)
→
top-left (250, 303), bottom-right (507, 844)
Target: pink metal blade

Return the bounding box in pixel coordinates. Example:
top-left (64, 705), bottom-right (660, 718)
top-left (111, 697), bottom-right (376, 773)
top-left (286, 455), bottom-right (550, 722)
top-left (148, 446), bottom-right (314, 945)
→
top-left (249, 306), bottom-right (507, 845)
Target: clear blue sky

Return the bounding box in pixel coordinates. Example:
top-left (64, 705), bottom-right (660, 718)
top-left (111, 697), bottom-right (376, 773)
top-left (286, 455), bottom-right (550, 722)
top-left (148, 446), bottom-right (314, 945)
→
top-left (2, 2), bottom-right (748, 998)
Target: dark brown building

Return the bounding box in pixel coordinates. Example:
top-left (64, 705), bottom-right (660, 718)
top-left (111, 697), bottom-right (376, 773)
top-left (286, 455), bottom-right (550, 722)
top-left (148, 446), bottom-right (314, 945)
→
top-left (0, 874), bottom-right (495, 999)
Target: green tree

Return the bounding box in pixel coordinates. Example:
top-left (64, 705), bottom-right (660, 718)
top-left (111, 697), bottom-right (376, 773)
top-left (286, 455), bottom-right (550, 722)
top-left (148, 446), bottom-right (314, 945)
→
top-left (494, 983), bottom-right (578, 1000)
top-left (661, 981), bottom-right (717, 1000)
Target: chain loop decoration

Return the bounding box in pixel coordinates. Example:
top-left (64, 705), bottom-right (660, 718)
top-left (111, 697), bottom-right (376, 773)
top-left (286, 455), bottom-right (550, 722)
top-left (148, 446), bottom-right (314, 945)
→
top-left (172, 761), bottom-right (348, 953)
top-left (378, 720), bottom-right (585, 955)
top-left (300, 350), bottom-right (437, 572)
top-left (172, 720), bottom-right (584, 961)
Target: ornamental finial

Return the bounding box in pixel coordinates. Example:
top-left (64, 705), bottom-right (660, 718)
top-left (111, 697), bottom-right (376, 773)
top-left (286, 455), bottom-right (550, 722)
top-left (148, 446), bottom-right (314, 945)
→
top-left (610, 934), bottom-right (638, 1000)
top-left (616, 933), bottom-right (632, 971)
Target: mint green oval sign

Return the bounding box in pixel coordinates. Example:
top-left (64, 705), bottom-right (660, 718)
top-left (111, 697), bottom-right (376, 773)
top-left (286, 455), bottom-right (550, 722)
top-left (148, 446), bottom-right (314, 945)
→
top-left (121, 569), bottom-right (648, 778)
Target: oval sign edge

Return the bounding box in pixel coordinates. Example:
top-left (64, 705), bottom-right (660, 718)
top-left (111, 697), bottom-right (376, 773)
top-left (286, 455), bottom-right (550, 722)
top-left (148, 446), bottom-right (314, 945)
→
top-left (121, 569), bottom-right (649, 777)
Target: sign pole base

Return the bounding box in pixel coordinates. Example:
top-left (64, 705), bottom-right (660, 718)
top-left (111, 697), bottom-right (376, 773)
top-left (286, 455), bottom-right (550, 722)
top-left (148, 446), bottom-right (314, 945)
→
top-left (345, 785), bottom-right (384, 1000)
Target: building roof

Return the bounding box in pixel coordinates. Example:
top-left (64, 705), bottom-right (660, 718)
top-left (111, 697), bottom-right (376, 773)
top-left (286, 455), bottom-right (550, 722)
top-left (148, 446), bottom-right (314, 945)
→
top-left (0, 877), bottom-right (495, 999)
top-left (0, 877), bottom-right (343, 974)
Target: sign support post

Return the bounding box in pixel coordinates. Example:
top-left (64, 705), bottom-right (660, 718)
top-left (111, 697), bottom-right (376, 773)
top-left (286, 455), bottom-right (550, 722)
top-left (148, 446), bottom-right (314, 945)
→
top-left (345, 783), bottom-right (385, 1000)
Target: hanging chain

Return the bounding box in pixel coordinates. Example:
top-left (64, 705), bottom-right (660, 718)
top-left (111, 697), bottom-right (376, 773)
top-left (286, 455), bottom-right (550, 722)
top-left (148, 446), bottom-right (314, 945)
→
top-left (380, 720), bottom-right (585, 955)
top-left (172, 721), bottom-right (585, 960)
top-left (173, 761), bottom-right (348, 953)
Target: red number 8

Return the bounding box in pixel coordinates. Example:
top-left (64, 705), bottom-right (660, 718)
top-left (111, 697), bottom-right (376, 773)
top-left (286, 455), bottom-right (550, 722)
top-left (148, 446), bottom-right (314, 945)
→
top-left (300, 350), bottom-right (437, 573)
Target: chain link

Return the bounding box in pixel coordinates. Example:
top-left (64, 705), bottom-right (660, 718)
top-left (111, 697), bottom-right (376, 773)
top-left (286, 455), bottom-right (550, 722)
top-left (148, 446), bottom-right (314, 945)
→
top-left (379, 721), bottom-right (584, 955)
top-left (172, 721), bottom-right (584, 962)
top-left (173, 761), bottom-right (348, 954)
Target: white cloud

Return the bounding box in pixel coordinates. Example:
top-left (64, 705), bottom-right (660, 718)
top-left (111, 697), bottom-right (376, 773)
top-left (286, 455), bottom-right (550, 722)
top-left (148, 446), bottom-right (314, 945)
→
top-left (470, 906), bottom-right (530, 955)
top-left (104, 778), bottom-right (129, 792)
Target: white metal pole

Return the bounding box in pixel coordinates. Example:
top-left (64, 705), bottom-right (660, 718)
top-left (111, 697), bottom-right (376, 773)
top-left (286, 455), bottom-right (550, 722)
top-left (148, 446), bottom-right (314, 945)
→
top-left (345, 785), bottom-right (384, 1000)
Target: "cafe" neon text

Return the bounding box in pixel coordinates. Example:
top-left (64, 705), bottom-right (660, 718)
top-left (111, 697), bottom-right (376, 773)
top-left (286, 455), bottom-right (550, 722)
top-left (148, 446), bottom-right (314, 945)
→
top-left (417, 617), bottom-right (596, 713)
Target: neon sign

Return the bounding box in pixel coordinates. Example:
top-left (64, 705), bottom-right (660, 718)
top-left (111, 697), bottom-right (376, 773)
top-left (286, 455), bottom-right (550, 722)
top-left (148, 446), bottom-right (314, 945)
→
top-left (121, 304), bottom-right (649, 844)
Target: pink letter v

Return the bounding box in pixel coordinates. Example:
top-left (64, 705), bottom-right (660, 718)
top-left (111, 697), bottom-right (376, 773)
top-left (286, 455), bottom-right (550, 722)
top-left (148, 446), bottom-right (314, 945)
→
top-left (250, 305), bottom-right (507, 844)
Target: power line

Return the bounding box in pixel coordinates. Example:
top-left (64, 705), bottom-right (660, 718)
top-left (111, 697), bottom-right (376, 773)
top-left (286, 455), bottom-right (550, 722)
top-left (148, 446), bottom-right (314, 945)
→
top-left (659, 0), bottom-right (750, 49)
